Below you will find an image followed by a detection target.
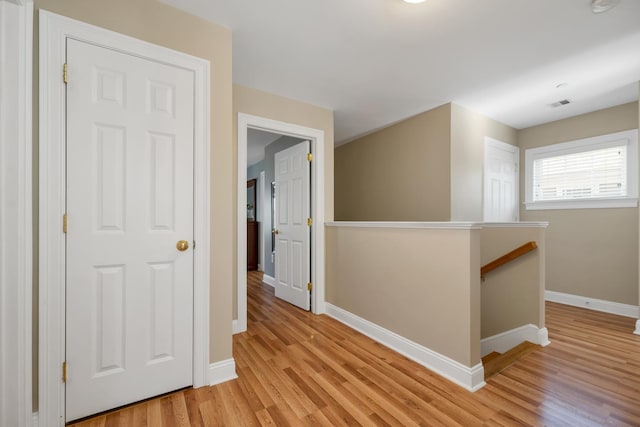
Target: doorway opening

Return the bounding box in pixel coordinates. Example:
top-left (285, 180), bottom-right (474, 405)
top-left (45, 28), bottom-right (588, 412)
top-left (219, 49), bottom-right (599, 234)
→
top-left (235, 114), bottom-right (326, 334)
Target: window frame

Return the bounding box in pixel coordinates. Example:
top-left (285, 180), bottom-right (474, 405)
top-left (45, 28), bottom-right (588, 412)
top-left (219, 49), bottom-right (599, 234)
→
top-left (524, 129), bottom-right (638, 210)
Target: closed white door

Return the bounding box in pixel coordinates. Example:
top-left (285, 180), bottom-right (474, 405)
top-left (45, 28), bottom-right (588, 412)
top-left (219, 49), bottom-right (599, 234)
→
top-left (484, 138), bottom-right (519, 222)
top-left (274, 141), bottom-right (311, 310)
top-left (65, 39), bottom-right (195, 421)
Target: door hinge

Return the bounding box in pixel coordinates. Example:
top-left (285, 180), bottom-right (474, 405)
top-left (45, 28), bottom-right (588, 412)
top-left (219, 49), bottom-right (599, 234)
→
top-left (63, 213), bottom-right (68, 234)
top-left (63, 63), bottom-right (68, 84)
top-left (307, 282), bottom-right (313, 291)
top-left (62, 361), bottom-right (67, 383)
top-left (307, 152), bottom-right (313, 162)
top-left (307, 217), bottom-right (313, 227)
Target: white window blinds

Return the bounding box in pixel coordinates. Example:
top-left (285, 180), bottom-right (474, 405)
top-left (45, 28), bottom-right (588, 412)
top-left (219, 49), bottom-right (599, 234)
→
top-left (532, 144), bottom-right (627, 202)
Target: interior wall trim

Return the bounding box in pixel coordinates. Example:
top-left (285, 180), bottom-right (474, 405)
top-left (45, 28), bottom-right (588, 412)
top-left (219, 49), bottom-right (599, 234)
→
top-left (0, 1), bottom-right (33, 426)
top-left (325, 303), bottom-right (486, 392)
top-left (208, 359), bottom-right (238, 386)
top-left (262, 274), bottom-right (276, 287)
top-left (546, 290), bottom-right (640, 319)
top-left (480, 324), bottom-right (550, 357)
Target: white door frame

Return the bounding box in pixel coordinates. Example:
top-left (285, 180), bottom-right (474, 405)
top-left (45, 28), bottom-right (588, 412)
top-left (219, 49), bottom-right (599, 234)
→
top-left (236, 113), bottom-right (326, 334)
top-left (483, 137), bottom-right (520, 222)
top-left (39, 11), bottom-right (211, 426)
top-left (258, 170), bottom-right (266, 271)
top-left (0, 1), bottom-right (33, 426)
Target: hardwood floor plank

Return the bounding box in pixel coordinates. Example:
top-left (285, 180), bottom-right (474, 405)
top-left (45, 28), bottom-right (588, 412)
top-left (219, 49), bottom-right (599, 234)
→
top-left (69, 274), bottom-right (640, 426)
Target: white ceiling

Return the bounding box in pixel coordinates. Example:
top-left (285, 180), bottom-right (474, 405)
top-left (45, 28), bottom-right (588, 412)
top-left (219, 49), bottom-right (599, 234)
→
top-left (162, 0), bottom-right (640, 145)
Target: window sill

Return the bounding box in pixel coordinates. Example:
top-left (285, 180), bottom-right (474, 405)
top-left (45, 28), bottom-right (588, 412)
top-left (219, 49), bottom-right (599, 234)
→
top-left (524, 198), bottom-right (638, 210)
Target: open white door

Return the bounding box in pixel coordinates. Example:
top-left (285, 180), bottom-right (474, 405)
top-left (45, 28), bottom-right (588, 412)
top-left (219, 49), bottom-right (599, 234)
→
top-left (484, 138), bottom-right (519, 222)
top-left (274, 141), bottom-right (311, 310)
top-left (65, 38), bottom-right (195, 421)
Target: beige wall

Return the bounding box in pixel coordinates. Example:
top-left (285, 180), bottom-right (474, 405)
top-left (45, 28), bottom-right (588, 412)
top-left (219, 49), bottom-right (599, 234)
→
top-left (480, 226), bottom-right (545, 338)
top-left (325, 225), bottom-right (481, 367)
top-left (232, 84), bottom-right (334, 318)
top-left (334, 103), bottom-right (518, 222)
top-left (33, 0), bottom-right (233, 408)
top-left (519, 102), bottom-right (639, 305)
top-left (450, 104), bottom-right (518, 221)
top-left (334, 104), bottom-right (451, 221)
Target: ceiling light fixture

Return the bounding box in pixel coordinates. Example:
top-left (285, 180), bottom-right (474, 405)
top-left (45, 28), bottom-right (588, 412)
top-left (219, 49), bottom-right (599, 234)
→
top-left (591, 0), bottom-right (621, 13)
top-left (403, 0), bottom-right (427, 4)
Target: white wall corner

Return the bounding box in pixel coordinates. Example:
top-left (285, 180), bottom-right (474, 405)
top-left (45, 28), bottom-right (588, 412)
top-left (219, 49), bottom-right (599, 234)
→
top-left (208, 359), bottom-right (238, 386)
top-left (325, 303), bottom-right (485, 392)
top-left (262, 274), bottom-right (276, 287)
top-left (481, 324), bottom-right (549, 357)
top-left (546, 290), bottom-right (640, 319)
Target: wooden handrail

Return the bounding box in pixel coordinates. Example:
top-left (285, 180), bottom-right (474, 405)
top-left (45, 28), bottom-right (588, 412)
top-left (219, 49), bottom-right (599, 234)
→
top-left (481, 241), bottom-right (538, 278)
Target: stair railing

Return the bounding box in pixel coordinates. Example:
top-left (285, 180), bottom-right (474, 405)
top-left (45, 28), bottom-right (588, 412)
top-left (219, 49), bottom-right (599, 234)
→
top-left (481, 241), bottom-right (538, 280)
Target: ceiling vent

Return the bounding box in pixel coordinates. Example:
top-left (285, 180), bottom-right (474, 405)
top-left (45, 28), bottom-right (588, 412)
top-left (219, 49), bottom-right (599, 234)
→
top-left (550, 99), bottom-right (571, 108)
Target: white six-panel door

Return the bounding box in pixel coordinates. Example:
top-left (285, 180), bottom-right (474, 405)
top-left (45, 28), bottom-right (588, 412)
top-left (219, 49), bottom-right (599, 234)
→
top-left (274, 141), bottom-right (311, 310)
top-left (483, 138), bottom-right (520, 222)
top-left (65, 39), bottom-right (195, 421)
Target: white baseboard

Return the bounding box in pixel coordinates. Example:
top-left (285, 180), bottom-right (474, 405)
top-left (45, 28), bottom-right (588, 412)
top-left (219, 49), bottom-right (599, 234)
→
top-left (635, 319), bottom-right (640, 335)
top-left (208, 358), bottom-right (238, 386)
top-left (481, 324), bottom-right (550, 357)
top-left (546, 290), bottom-right (639, 319)
top-left (232, 319), bottom-right (244, 335)
top-left (262, 274), bottom-right (275, 287)
top-left (324, 303), bottom-right (485, 392)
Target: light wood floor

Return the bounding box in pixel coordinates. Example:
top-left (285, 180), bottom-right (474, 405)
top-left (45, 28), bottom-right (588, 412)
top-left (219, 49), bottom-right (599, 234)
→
top-left (70, 271), bottom-right (640, 426)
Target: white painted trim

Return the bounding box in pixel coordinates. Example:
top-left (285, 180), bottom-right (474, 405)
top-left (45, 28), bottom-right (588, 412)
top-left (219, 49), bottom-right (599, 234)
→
top-left (262, 274), bottom-right (276, 287)
top-left (39, 11), bottom-right (211, 425)
top-left (480, 222), bottom-right (549, 228)
top-left (231, 320), bottom-right (241, 335)
top-left (258, 170), bottom-right (266, 272)
top-left (0, 1), bottom-right (33, 426)
top-left (325, 303), bottom-right (486, 392)
top-left (32, 412), bottom-right (39, 427)
top-left (483, 137), bottom-right (520, 222)
top-left (208, 359), bottom-right (238, 386)
top-left (326, 221), bottom-right (482, 229)
top-left (525, 198), bottom-right (638, 210)
top-left (481, 324), bottom-right (550, 357)
top-left (635, 320), bottom-right (640, 335)
top-left (326, 221), bottom-right (548, 230)
top-left (546, 290), bottom-right (640, 319)
top-left (237, 113), bottom-right (327, 335)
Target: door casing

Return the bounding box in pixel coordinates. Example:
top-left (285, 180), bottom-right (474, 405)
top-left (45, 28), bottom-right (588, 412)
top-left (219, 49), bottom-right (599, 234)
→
top-left (236, 114), bottom-right (326, 334)
top-left (39, 11), bottom-right (211, 426)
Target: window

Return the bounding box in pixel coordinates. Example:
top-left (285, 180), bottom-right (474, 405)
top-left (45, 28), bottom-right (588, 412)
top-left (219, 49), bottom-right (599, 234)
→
top-left (525, 129), bottom-right (638, 210)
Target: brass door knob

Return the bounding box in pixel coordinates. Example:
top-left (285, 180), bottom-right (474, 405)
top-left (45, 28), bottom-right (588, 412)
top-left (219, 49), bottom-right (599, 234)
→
top-left (272, 229), bottom-right (279, 235)
top-left (176, 240), bottom-right (189, 252)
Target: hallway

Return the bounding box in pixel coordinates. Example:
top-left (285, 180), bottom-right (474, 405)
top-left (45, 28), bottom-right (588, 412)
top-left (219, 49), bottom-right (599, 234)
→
top-left (71, 271), bottom-right (640, 426)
